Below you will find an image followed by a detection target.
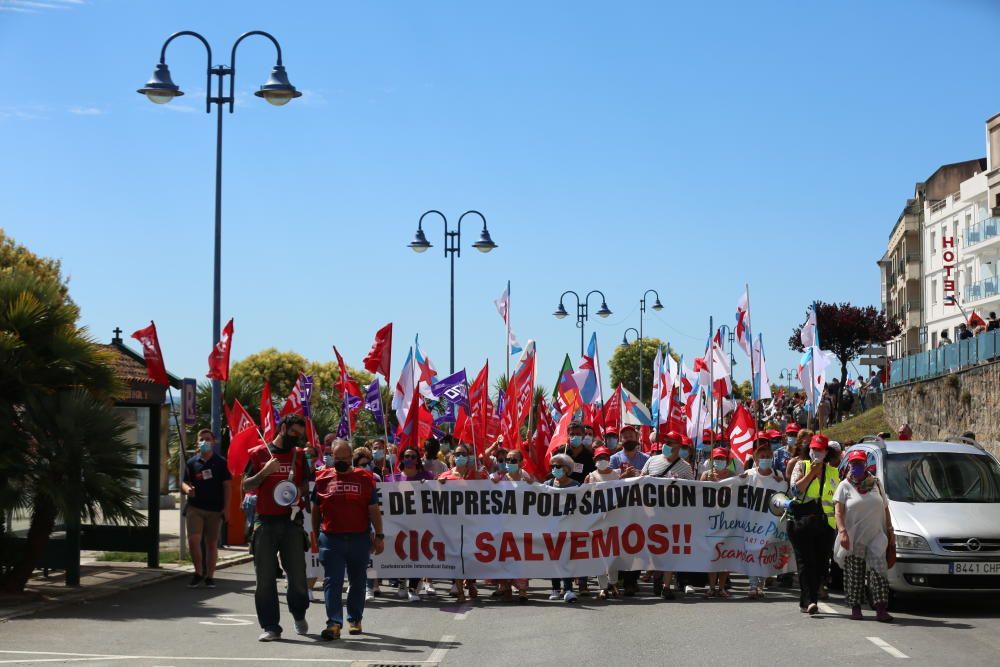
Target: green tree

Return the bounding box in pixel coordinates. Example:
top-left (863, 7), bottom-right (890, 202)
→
top-left (608, 337), bottom-right (672, 404)
top-left (0, 231), bottom-right (141, 592)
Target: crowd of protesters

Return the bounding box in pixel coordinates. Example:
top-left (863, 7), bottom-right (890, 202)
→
top-left (226, 409), bottom-right (904, 643)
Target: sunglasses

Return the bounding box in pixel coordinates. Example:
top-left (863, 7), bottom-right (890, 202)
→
top-left (402, 455), bottom-right (418, 460)
top-left (504, 458), bottom-right (520, 464)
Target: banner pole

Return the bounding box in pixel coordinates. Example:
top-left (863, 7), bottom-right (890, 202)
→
top-left (506, 280), bottom-right (511, 381)
top-left (167, 386), bottom-right (188, 561)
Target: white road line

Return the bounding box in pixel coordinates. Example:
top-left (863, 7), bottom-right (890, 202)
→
top-left (817, 602), bottom-right (838, 614)
top-left (428, 634), bottom-right (456, 664)
top-left (867, 636), bottom-right (910, 659)
top-left (0, 651), bottom-right (421, 663)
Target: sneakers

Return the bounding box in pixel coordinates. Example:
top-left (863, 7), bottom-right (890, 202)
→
top-left (563, 590), bottom-right (578, 603)
top-left (397, 585), bottom-right (410, 600)
top-left (258, 630), bottom-right (281, 642)
top-left (203, 577), bottom-right (216, 589)
top-left (420, 582), bottom-right (435, 596)
top-left (294, 618), bottom-right (309, 635)
top-left (684, 585), bottom-right (696, 595)
top-left (807, 603), bottom-right (819, 615)
top-left (188, 574), bottom-right (203, 588)
top-left (406, 590), bottom-right (419, 602)
top-left (320, 624), bottom-right (341, 641)
top-left (548, 589), bottom-right (562, 600)
top-left (365, 589), bottom-right (375, 602)
top-left (348, 621), bottom-right (363, 635)
top-left (875, 604), bottom-right (894, 623)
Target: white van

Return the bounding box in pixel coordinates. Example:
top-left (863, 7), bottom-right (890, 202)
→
top-left (843, 436), bottom-right (1000, 595)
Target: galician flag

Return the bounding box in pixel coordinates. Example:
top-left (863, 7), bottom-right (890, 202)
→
top-left (735, 287), bottom-right (752, 358)
top-left (494, 284), bottom-right (523, 356)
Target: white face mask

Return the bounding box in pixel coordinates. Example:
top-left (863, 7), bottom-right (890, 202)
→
top-left (596, 459), bottom-right (611, 471)
top-left (810, 450), bottom-right (826, 462)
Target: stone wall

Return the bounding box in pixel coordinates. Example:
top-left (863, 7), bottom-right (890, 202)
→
top-left (884, 358), bottom-right (1000, 458)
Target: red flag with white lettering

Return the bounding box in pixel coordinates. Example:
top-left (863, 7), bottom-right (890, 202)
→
top-left (226, 398), bottom-right (262, 477)
top-left (261, 381), bottom-right (277, 442)
top-left (130, 321), bottom-right (169, 386)
top-left (726, 403), bottom-right (757, 464)
top-left (207, 318), bottom-right (234, 381)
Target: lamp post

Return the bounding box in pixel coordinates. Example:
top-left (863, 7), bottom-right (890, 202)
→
top-left (633, 289), bottom-right (664, 404)
top-left (408, 210), bottom-right (497, 373)
top-left (554, 290), bottom-right (612, 357)
top-left (620, 327), bottom-right (640, 399)
top-left (779, 368), bottom-right (794, 393)
top-left (138, 30), bottom-right (302, 441)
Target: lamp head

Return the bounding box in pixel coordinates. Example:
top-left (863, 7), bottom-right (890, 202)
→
top-left (471, 227), bottom-right (497, 253)
top-left (596, 301), bottom-right (612, 318)
top-left (652, 298), bottom-right (664, 311)
top-left (408, 227), bottom-right (432, 253)
top-left (254, 65), bottom-right (302, 106)
top-left (137, 63), bottom-right (183, 104)
top-left (553, 303), bottom-right (569, 319)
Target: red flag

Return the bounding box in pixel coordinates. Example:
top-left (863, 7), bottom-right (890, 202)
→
top-left (524, 394), bottom-right (553, 479)
top-left (280, 373), bottom-right (307, 417)
top-left (603, 384), bottom-right (622, 434)
top-left (545, 402), bottom-right (578, 463)
top-left (469, 361), bottom-right (490, 450)
top-left (130, 321), bottom-right (170, 386)
top-left (399, 389), bottom-right (422, 448)
top-left (362, 323), bottom-right (393, 379)
top-left (261, 381), bottom-right (277, 442)
top-left (226, 398), bottom-right (261, 477)
top-left (726, 403), bottom-right (757, 464)
top-left (207, 318), bottom-right (234, 381)
top-left (969, 311), bottom-right (987, 329)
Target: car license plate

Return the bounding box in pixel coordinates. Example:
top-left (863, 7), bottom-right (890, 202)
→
top-left (949, 561), bottom-right (1000, 575)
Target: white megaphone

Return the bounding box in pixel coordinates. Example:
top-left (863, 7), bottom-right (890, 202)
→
top-left (769, 491), bottom-right (793, 517)
top-left (272, 479), bottom-right (299, 507)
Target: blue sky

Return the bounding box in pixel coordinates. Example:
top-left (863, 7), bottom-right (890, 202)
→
top-left (3, 0), bottom-right (1000, 397)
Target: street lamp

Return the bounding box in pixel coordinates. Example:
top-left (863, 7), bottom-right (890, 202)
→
top-left (779, 368), bottom-right (795, 393)
top-left (620, 328), bottom-right (639, 347)
top-left (138, 30), bottom-right (302, 440)
top-left (630, 289), bottom-right (664, 404)
top-left (408, 210), bottom-right (497, 373)
top-left (553, 290), bottom-right (612, 356)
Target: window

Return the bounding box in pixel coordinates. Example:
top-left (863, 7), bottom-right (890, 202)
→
top-left (885, 452), bottom-right (1000, 503)
top-left (931, 279), bottom-right (938, 304)
top-left (931, 231), bottom-right (936, 254)
top-left (932, 331), bottom-right (938, 347)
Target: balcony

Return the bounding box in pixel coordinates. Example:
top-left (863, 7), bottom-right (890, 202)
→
top-left (966, 217), bottom-right (1000, 248)
top-left (964, 277), bottom-right (1000, 304)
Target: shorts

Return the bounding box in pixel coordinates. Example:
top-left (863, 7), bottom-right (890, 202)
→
top-left (186, 505), bottom-right (223, 539)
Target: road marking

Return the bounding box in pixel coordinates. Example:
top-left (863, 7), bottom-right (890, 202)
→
top-left (0, 650), bottom-right (442, 663)
top-left (428, 634), bottom-right (456, 664)
top-left (867, 637), bottom-right (910, 659)
top-left (454, 605), bottom-right (472, 620)
top-left (199, 613), bottom-right (256, 626)
top-left (817, 602), bottom-right (837, 614)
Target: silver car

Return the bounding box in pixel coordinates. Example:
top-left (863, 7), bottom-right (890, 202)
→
top-left (844, 437), bottom-right (1000, 595)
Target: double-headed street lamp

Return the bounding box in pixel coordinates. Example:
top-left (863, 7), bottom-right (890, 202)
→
top-left (779, 368), bottom-right (795, 393)
top-left (553, 290), bottom-right (612, 357)
top-left (634, 289), bottom-right (664, 403)
top-left (138, 30), bottom-right (302, 439)
top-left (408, 210), bottom-right (498, 373)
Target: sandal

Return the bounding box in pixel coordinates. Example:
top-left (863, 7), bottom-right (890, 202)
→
top-left (597, 589), bottom-right (608, 600)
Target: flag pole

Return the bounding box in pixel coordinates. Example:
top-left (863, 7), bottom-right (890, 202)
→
top-left (379, 378), bottom-right (391, 449)
top-left (167, 386), bottom-right (189, 561)
top-left (506, 280), bottom-right (511, 381)
top-left (746, 283), bottom-right (757, 409)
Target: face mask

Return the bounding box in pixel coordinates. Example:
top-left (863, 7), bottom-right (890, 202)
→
top-left (373, 449), bottom-right (385, 461)
top-left (713, 459), bottom-right (727, 470)
top-left (454, 455), bottom-right (469, 467)
top-left (333, 460), bottom-right (351, 473)
top-left (198, 440), bottom-right (212, 455)
top-left (677, 447), bottom-right (690, 459)
top-left (324, 454), bottom-right (334, 467)
top-left (552, 467), bottom-right (566, 479)
top-left (810, 450), bottom-right (826, 462)
top-left (505, 462), bottom-right (520, 474)
top-left (403, 457), bottom-right (416, 468)
top-left (569, 436), bottom-right (583, 447)
top-left (786, 436), bottom-right (797, 447)
top-left (596, 459), bottom-right (611, 471)
top-left (606, 437), bottom-right (618, 448)
top-left (623, 441), bottom-right (638, 451)
top-left (582, 436), bottom-right (594, 447)
top-left (849, 462), bottom-right (866, 478)
top-left (757, 458), bottom-right (773, 471)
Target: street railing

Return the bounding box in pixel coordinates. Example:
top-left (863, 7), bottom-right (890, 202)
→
top-left (890, 329), bottom-right (1000, 385)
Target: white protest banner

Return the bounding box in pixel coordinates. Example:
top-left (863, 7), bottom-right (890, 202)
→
top-left (372, 476), bottom-right (795, 579)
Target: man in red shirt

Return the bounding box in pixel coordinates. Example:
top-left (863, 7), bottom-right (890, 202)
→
top-left (312, 439), bottom-right (384, 641)
top-left (242, 414), bottom-right (310, 642)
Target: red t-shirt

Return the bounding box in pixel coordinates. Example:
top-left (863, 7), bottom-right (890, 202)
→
top-left (313, 467), bottom-right (379, 534)
top-left (246, 444), bottom-right (307, 517)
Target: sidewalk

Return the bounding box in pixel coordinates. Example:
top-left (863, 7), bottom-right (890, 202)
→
top-left (1, 500), bottom-right (252, 621)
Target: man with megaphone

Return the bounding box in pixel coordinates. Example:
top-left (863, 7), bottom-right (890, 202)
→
top-left (243, 414), bottom-right (311, 642)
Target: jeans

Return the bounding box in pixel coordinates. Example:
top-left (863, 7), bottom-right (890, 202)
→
top-left (550, 577), bottom-right (574, 592)
top-left (252, 515), bottom-right (309, 633)
top-left (319, 532), bottom-right (371, 627)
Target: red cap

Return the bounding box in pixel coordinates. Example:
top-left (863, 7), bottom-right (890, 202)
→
top-left (604, 429), bottom-right (619, 437)
top-left (711, 447), bottom-right (729, 459)
top-left (785, 423), bottom-right (801, 434)
top-left (664, 430), bottom-right (684, 443)
top-left (620, 424), bottom-right (638, 434)
top-left (846, 449), bottom-right (868, 463)
top-left (593, 446), bottom-right (611, 459)
top-left (702, 429), bottom-right (714, 440)
top-left (809, 433), bottom-right (830, 450)
top-left (680, 435), bottom-right (693, 446)
top-left (765, 429), bottom-right (782, 439)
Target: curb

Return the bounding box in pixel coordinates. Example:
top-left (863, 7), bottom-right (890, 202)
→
top-left (0, 553), bottom-right (255, 622)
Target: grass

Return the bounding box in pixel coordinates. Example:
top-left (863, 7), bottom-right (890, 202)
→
top-left (822, 404), bottom-right (890, 443)
top-left (95, 550), bottom-right (189, 564)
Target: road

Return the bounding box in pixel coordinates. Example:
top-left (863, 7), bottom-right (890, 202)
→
top-left (1, 562), bottom-right (999, 666)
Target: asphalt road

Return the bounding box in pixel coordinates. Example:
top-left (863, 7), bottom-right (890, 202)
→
top-left (2, 562), bottom-right (999, 666)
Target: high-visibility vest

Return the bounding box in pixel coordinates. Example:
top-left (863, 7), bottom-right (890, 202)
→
top-left (801, 460), bottom-right (839, 530)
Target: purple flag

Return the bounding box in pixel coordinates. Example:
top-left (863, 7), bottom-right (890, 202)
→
top-left (496, 389), bottom-right (506, 417)
top-left (430, 370), bottom-right (470, 410)
top-left (299, 374), bottom-right (314, 418)
top-left (434, 401), bottom-right (456, 426)
top-left (364, 379), bottom-right (385, 428)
